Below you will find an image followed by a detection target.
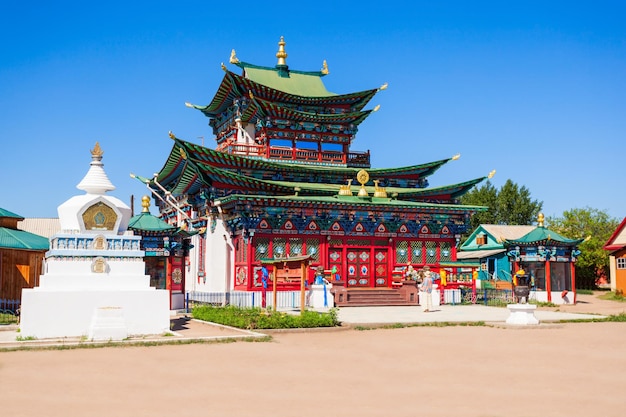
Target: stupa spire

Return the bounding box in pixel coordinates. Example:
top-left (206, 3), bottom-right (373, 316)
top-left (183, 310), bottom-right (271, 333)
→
top-left (76, 142), bottom-right (116, 194)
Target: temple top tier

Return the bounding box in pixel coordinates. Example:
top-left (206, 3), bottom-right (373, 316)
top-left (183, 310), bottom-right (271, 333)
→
top-left (185, 37), bottom-right (386, 168)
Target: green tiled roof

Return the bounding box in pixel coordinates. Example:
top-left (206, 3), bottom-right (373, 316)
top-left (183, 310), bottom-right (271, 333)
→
top-left (239, 63), bottom-right (335, 97)
top-left (0, 227), bottom-right (49, 250)
top-left (0, 208), bottom-right (24, 220)
top-left (502, 226), bottom-right (584, 246)
top-left (128, 213), bottom-right (177, 233)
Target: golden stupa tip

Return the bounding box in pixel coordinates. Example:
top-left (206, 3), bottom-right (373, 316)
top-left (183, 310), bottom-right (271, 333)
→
top-left (276, 36), bottom-right (288, 66)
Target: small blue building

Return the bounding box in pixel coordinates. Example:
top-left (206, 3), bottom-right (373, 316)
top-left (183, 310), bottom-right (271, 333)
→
top-left (457, 224), bottom-right (535, 282)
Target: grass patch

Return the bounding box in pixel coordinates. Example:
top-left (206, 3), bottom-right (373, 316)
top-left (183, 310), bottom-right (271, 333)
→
top-left (0, 335), bottom-right (273, 352)
top-left (0, 312), bottom-right (18, 325)
top-left (598, 291), bottom-right (626, 302)
top-left (576, 289), bottom-right (594, 295)
top-left (192, 305), bottom-right (340, 329)
top-left (353, 321), bottom-right (486, 330)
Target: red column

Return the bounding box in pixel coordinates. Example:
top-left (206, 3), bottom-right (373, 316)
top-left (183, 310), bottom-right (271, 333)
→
top-left (545, 261), bottom-right (552, 302)
top-left (571, 262), bottom-right (577, 304)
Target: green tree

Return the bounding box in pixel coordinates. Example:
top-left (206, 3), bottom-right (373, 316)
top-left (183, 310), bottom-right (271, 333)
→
top-left (460, 179), bottom-right (543, 232)
top-left (546, 208), bottom-right (619, 289)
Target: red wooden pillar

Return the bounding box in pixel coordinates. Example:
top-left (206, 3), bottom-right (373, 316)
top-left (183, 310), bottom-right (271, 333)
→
top-left (571, 262), bottom-right (577, 303)
top-left (545, 261), bottom-right (552, 302)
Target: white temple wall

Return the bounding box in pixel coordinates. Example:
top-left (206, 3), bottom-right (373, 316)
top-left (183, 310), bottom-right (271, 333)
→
top-left (185, 233), bottom-right (201, 292)
top-left (194, 219), bottom-right (233, 293)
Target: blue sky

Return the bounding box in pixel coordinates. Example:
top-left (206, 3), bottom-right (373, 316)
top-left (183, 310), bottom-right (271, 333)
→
top-left (1, 1), bottom-right (625, 220)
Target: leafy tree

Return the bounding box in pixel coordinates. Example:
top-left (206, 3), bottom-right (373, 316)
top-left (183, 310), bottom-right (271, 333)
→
top-left (546, 208), bottom-right (619, 289)
top-left (460, 179), bottom-right (543, 232)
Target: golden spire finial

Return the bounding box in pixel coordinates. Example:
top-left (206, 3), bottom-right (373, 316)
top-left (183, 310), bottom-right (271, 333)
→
top-left (321, 60), bottom-right (329, 75)
top-left (168, 131), bottom-right (176, 139)
top-left (221, 62), bottom-right (227, 71)
top-left (379, 82), bottom-right (388, 91)
top-left (538, 213), bottom-right (545, 227)
top-left (276, 36), bottom-right (288, 66)
top-left (373, 105), bottom-right (380, 112)
top-left (488, 169), bottom-right (496, 179)
top-left (229, 49), bottom-right (239, 64)
top-left (141, 195), bottom-right (151, 213)
top-left (91, 142), bottom-right (103, 158)
top-left (452, 153), bottom-right (461, 160)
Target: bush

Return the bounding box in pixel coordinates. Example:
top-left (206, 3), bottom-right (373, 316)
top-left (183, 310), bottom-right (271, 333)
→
top-left (0, 311), bottom-right (18, 325)
top-left (192, 305), bottom-right (340, 329)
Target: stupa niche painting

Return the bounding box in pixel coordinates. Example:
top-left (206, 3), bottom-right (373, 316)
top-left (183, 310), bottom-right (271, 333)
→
top-left (20, 143), bottom-right (170, 340)
top-left (139, 38), bottom-right (493, 306)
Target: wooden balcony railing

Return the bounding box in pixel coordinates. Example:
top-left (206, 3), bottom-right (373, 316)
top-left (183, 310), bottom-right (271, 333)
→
top-left (216, 142), bottom-right (370, 167)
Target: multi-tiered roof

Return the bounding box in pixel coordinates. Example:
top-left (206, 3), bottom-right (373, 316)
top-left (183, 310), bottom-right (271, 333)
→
top-left (146, 38), bottom-right (492, 238)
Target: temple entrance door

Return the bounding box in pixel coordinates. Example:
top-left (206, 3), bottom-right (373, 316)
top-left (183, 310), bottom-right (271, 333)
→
top-left (374, 248), bottom-right (388, 287)
top-left (346, 248), bottom-right (370, 287)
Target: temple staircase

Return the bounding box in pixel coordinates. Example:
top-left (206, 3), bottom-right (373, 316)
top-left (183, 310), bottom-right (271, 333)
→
top-left (331, 283), bottom-right (419, 307)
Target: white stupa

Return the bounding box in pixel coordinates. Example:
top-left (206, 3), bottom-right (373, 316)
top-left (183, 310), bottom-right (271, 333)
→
top-left (20, 143), bottom-right (170, 340)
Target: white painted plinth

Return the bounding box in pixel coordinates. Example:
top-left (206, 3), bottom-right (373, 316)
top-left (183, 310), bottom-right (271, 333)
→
top-left (20, 289), bottom-right (170, 339)
top-left (311, 283), bottom-right (334, 309)
top-left (506, 303), bottom-right (540, 325)
top-left (88, 307), bottom-right (128, 341)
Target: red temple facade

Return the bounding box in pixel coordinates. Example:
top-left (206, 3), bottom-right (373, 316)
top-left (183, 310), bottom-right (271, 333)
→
top-left (140, 38), bottom-right (491, 306)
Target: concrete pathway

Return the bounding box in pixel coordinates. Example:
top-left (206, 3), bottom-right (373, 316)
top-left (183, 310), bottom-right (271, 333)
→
top-left (0, 301), bottom-right (607, 349)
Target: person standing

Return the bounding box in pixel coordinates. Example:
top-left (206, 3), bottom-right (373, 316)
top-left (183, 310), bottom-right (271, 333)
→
top-left (420, 266), bottom-right (433, 312)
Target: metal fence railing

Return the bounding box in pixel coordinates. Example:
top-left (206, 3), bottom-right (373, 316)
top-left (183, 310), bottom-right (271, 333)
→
top-left (186, 291), bottom-right (303, 310)
top-left (0, 299), bottom-right (20, 324)
top-left (0, 299), bottom-right (20, 314)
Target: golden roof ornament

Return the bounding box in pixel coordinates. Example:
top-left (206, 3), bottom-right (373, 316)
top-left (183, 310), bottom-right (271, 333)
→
top-left (168, 131), bottom-right (176, 139)
top-left (221, 62), bottom-right (227, 71)
top-left (538, 213), bottom-right (545, 227)
top-left (141, 195), bottom-right (151, 213)
top-left (229, 49), bottom-right (239, 64)
top-left (356, 170), bottom-right (369, 197)
top-left (373, 179), bottom-right (387, 198)
top-left (338, 179), bottom-right (354, 196)
top-left (91, 142), bottom-right (104, 159)
top-left (488, 169), bottom-right (496, 179)
top-left (379, 82), bottom-right (388, 91)
top-left (321, 60), bottom-right (329, 75)
top-left (373, 105), bottom-right (380, 112)
top-left (452, 153), bottom-right (461, 160)
top-left (276, 36), bottom-right (288, 66)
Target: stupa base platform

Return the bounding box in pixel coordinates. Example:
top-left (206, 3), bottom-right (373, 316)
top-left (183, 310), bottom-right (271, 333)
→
top-left (506, 303), bottom-right (540, 325)
top-left (19, 289), bottom-right (170, 339)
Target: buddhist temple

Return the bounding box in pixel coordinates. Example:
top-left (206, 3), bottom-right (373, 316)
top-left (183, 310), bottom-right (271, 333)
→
top-left (140, 37), bottom-right (494, 306)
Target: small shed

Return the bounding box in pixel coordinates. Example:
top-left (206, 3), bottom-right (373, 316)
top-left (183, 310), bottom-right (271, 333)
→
top-left (0, 208), bottom-right (50, 300)
top-left (603, 217), bottom-right (626, 293)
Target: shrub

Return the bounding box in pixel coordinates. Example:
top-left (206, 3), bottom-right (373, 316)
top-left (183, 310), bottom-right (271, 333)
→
top-left (192, 305), bottom-right (340, 329)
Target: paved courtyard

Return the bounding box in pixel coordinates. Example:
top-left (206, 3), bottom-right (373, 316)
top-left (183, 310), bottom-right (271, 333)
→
top-left (1, 292), bottom-right (624, 417)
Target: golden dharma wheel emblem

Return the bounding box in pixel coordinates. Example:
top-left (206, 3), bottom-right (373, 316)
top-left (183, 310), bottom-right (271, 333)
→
top-left (356, 169), bottom-right (369, 185)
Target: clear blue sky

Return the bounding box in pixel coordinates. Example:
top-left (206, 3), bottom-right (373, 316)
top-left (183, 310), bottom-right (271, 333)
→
top-left (2, 1), bottom-right (624, 220)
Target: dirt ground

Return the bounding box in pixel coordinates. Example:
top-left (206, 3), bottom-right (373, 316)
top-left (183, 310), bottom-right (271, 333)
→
top-left (1, 292), bottom-right (625, 417)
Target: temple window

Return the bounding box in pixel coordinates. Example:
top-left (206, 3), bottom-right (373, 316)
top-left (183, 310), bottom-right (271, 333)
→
top-left (617, 257), bottom-right (626, 269)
